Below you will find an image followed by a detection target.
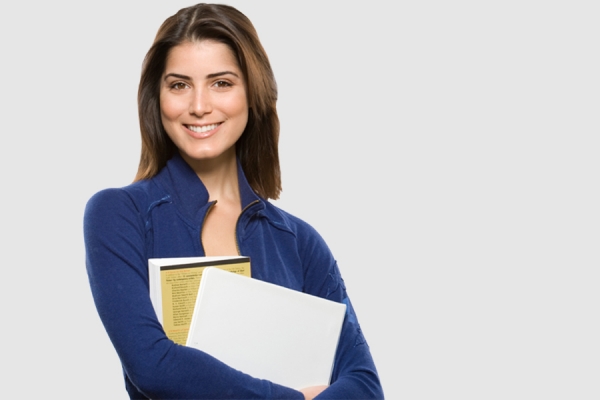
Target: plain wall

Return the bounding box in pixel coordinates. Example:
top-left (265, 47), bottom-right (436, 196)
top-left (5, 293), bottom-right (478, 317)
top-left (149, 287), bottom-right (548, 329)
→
top-left (0, 1), bottom-right (598, 399)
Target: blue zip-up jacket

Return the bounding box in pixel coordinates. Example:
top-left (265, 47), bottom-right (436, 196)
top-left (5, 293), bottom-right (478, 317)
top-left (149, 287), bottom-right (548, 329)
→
top-left (84, 153), bottom-right (384, 399)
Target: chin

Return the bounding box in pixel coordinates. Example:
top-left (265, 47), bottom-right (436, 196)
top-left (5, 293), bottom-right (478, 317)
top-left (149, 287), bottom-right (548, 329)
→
top-left (181, 147), bottom-right (235, 163)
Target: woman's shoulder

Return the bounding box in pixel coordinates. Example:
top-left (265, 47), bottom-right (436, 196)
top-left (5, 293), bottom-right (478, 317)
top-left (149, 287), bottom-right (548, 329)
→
top-left (84, 179), bottom-right (161, 220)
top-left (262, 201), bottom-right (326, 243)
top-left (262, 202), bottom-right (338, 281)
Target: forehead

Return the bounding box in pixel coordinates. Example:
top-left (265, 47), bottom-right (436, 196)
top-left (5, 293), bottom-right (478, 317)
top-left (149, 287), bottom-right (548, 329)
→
top-left (164, 40), bottom-right (241, 74)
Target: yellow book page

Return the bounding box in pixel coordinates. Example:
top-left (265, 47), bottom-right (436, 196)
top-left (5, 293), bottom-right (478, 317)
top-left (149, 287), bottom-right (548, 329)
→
top-left (160, 261), bottom-right (251, 345)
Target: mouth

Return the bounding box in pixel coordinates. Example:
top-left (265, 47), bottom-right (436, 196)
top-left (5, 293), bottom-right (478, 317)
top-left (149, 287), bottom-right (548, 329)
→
top-left (186, 123), bottom-right (221, 133)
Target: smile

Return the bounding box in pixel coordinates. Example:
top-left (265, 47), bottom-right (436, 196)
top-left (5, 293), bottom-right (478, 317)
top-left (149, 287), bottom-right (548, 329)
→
top-left (186, 123), bottom-right (221, 133)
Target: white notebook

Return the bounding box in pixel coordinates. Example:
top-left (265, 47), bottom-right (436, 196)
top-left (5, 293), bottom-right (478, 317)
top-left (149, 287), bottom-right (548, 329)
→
top-left (186, 267), bottom-right (347, 389)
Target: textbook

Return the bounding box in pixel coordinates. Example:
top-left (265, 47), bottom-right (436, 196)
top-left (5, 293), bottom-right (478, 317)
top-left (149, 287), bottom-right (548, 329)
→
top-left (148, 256), bottom-right (251, 345)
top-left (186, 267), bottom-right (347, 389)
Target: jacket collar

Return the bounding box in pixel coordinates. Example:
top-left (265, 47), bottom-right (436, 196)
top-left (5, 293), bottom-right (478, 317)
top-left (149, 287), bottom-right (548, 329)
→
top-left (154, 152), bottom-right (264, 222)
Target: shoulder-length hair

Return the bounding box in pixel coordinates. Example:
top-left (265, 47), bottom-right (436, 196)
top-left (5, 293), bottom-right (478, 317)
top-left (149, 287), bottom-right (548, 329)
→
top-left (135, 3), bottom-right (281, 200)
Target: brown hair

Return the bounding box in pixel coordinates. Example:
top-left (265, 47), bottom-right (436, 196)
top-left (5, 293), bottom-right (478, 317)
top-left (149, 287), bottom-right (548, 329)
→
top-left (135, 3), bottom-right (281, 199)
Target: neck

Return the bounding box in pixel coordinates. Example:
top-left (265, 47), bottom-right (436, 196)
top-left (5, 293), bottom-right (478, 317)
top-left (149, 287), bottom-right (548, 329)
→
top-left (181, 149), bottom-right (241, 204)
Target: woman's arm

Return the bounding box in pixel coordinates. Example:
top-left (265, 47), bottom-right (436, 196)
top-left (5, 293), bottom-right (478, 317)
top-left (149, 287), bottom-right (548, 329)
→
top-left (84, 188), bottom-right (303, 399)
top-left (298, 222), bottom-right (385, 399)
top-left (300, 386), bottom-right (328, 400)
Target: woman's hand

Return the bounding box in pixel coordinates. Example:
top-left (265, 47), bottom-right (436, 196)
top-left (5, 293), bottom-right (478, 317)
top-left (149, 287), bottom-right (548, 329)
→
top-left (299, 385), bottom-right (328, 400)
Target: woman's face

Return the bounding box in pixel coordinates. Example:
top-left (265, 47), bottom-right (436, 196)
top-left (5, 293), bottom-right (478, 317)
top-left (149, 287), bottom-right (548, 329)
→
top-left (160, 40), bottom-right (248, 166)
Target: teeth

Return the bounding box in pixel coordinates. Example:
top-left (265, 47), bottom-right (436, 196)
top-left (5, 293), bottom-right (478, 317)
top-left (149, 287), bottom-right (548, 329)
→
top-left (188, 123), bottom-right (219, 133)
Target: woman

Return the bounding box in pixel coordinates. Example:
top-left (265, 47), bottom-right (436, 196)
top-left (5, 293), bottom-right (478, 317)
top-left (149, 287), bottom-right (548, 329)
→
top-left (84, 3), bottom-right (384, 399)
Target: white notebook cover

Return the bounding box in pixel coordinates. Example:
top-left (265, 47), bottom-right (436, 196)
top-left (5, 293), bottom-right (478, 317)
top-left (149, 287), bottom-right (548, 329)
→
top-left (186, 267), bottom-right (347, 389)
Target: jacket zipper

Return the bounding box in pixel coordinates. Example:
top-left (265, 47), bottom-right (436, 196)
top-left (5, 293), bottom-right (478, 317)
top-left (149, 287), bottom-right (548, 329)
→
top-left (200, 200), bottom-right (217, 255)
top-left (235, 199), bottom-right (260, 255)
top-left (200, 199), bottom-right (260, 256)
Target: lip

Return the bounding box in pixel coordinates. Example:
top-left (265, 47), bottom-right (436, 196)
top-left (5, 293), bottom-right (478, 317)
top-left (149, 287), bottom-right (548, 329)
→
top-left (184, 122), bottom-right (222, 139)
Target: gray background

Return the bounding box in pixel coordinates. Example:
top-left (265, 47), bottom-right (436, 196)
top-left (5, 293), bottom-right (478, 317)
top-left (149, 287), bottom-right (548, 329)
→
top-left (1, 1), bottom-right (598, 399)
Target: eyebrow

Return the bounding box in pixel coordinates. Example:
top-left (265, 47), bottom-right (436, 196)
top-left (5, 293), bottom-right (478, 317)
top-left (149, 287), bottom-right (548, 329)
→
top-left (163, 71), bottom-right (241, 81)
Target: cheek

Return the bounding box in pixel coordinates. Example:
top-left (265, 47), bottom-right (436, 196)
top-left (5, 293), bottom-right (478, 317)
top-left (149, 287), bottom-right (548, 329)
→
top-left (160, 94), bottom-right (184, 122)
top-left (232, 106), bottom-right (249, 136)
top-left (225, 95), bottom-right (249, 123)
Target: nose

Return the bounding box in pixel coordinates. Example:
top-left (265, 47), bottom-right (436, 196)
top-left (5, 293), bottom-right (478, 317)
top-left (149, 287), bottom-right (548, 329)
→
top-left (189, 88), bottom-right (212, 117)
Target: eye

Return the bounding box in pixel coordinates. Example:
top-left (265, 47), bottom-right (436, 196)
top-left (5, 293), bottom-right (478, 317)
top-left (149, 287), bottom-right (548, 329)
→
top-left (170, 82), bottom-right (189, 90)
top-left (213, 80), bottom-right (232, 88)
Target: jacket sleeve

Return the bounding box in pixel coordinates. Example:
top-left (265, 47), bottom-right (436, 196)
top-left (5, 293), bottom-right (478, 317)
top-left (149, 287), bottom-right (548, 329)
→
top-left (83, 188), bottom-right (303, 399)
top-left (299, 222), bottom-right (385, 399)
